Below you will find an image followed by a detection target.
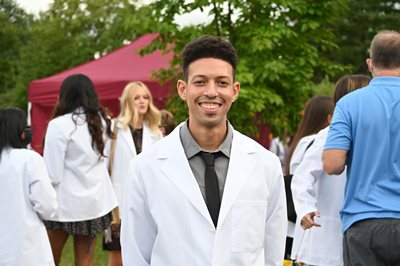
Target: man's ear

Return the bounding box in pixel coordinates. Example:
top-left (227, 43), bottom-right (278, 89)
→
top-left (232, 82), bottom-right (240, 102)
top-left (177, 79), bottom-right (187, 101)
top-left (366, 58), bottom-right (373, 73)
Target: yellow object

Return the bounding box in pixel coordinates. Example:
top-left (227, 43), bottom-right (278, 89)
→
top-left (283, 260), bottom-right (303, 266)
top-left (283, 259), bottom-right (293, 266)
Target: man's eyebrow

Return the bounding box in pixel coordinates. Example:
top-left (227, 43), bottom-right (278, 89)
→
top-left (190, 75), bottom-right (231, 80)
top-left (191, 75), bottom-right (207, 79)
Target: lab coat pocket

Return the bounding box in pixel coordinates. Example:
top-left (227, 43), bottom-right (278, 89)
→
top-left (231, 200), bottom-right (267, 252)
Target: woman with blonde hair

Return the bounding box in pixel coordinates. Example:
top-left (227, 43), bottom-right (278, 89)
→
top-left (104, 81), bottom-right (163, 266)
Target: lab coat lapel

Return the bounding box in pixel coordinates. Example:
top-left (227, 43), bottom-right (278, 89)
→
top-left (217, 132), bottom-right (257, 227)
top-left (118, 123), bottom-right (136, 156)
top-left (159, 128), bottom-right (213, 226)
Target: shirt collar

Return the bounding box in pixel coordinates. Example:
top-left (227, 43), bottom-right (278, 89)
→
top-left (370, 76), bottom-right (400, 85)
top-left (180, 119), bottom-right (233, 159)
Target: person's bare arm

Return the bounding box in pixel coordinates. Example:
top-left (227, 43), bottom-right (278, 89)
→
top-left (322, 149), bottom-right (347, 175)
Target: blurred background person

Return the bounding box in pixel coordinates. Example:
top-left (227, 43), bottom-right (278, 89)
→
top-left (269, 134), bottom-right (288, 169)
top-left (291, 75), bottom-right (370, 265)
top-left (283, 95), bottom-right (334, 260)
top-left (0, 107), bottom-right (57, 266)
top-left (43, 74), bottom-right (118, 266)
top-left (104, 81), bottom-right (163, 266)
top-left (159, 109), bottom-right (176, 137)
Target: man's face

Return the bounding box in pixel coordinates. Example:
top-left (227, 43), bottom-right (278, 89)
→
top-left (177, 57), bottom-right (240, 130)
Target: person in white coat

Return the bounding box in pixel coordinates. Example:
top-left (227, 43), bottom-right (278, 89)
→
top-left (283, 96), bottom-right (334, 260)
top-left (121, 35), bottom-right (287, 266)
top-left (104, 81), bottom-right (163, 266)
top-left (291, 75), bottom-right (370, 265)
top-left (43, 74), bottom-right (118, 265)
top-left (0, 108), bottom-right (57, 266)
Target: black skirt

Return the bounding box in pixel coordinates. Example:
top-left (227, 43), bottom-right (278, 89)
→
top-left (44, 212), bottom-right (112, 238)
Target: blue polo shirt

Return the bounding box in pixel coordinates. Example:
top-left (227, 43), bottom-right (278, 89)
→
top-left (325, 76), bottom-right (400, 233)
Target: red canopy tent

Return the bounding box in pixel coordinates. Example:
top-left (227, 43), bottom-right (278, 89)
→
top-left (28, 33), bottom-right (173, 153)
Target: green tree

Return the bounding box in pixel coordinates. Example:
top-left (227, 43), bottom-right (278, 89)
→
top-left (128, 0), bottom-right (348, 137)
top-left (332, 0), bottom-right (400, 76)
top-left (13, 0), bottom-right (140, 108)
top-left (0, 0), bottom-right (31, 107)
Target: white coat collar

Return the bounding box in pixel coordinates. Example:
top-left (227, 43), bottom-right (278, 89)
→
top-left (117, 119), bottom-right (159, 156)
top-left (158, 122), bottom-right (257, 228)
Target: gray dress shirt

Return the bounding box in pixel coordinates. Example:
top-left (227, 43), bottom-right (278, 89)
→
top-left (180, 120), bottom-right (233, 201)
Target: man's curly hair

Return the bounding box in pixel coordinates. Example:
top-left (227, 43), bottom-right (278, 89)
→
top-left (182, 35), bottom-right (237, 81)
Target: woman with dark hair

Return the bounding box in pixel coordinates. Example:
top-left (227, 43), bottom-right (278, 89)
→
top-left (285, 96), bottom-right (335, 177)
top-left (0, 108), bottom-right (57, 265)
top-left (43, 74), bottom-right (118, 265)
top-left (290, 75), bottom-right (370, 265)
top-left (283, 95), bottom-right (334, 260)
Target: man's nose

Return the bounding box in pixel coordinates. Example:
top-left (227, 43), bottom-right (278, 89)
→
top-left (204, 82), bottom-right (218, 97)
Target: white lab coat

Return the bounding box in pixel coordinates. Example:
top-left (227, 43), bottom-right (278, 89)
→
top-left (291, 127), bottom-right (345, 266)
top-left (44, 112), bottom-right (118, 221)
top-left (121, 124), bottom-right (287, 266)
top-left (111, 120), bottom-right (162, 206)
top-left (287, 134), bottom-right (316, 237)
top-left (290, 135), bottom-right (316, 175)
top-left (0, 149), bottom-right (57, 266)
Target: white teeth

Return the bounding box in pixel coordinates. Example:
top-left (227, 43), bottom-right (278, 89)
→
top-left (200, 103), bottom-right (219, 109)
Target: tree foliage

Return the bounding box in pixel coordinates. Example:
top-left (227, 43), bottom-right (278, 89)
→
top-left (12, 0), bottom-right (140, 108)
top-left (0, 0), bottom-right (31, 107)
top-left (331, 0), bottom-right (400, 76)
top-left (3, 0), bottom-right (400, 139)
top-left (128, 0), bottom-right (348, 137)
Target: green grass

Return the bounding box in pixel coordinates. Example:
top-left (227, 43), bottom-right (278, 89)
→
top-left (59, 236), bottom-right (108, 266)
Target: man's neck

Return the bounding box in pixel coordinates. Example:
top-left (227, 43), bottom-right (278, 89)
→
top-left (372, 68), bottom-right (400, 77)
top-left (188, 121), bottom-right (228, 151)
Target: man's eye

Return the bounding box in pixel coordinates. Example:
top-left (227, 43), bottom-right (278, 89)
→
top-left (194, 80), bottom-right (205, 85)
top-left (218, 81), bottom-right (229, 87)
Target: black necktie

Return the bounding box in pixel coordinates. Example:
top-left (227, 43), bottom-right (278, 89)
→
top-left (199, 151), bottom-right (221, 228)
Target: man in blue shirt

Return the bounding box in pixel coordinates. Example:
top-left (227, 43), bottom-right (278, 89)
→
top-left (323, 30), bottom-right (400, 265)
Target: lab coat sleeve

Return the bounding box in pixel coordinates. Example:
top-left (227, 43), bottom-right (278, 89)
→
top-left (121, 159), bottom-right (157, 266)
top-left (28, 152), bottom-right (58, 220)
top-left (103, 120), bottom-right (114, 171)
top-left (43, 119), bottom-right (68, 185)
top-left (291, 140), bottom-right (324, 220)
top-left (264, 161), bottom-right (287, 266)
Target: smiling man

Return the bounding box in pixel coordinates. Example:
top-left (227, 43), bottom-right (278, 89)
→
top-left (121, 35), bottom-right (287, 266)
